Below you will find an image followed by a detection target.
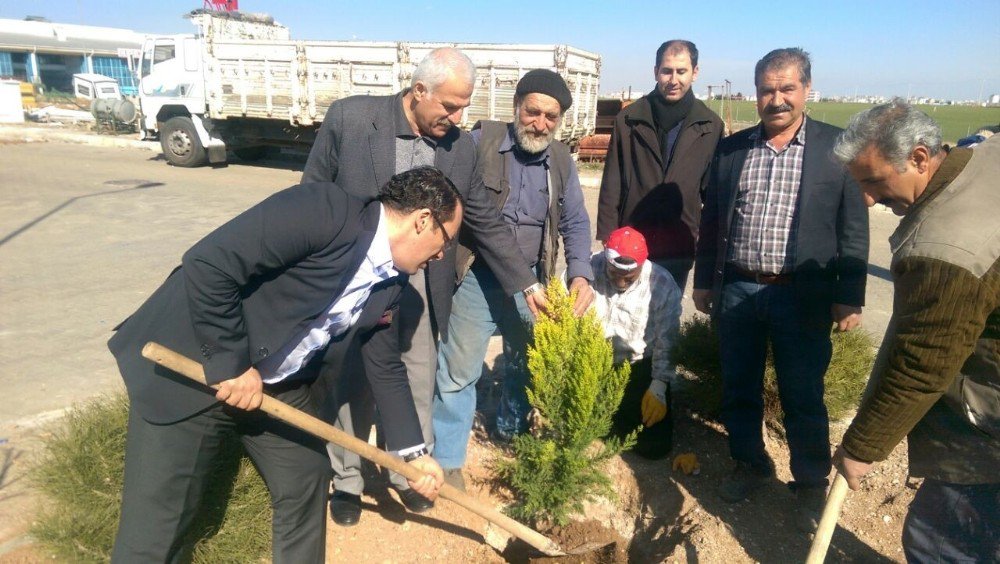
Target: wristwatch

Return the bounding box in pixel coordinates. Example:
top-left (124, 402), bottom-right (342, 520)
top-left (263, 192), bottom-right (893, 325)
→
top-left (402, 447), bottom-right (429, 462)
top-left (522, 282), bottom-right (544, 297)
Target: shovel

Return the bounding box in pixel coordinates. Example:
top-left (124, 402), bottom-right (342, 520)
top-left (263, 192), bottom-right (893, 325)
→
top-left (141, 342), bottom-right (566, 557)
top-left (804, 473), bottom-right (849, 564)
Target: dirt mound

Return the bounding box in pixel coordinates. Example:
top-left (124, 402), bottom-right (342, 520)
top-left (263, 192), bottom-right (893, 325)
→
top-left (500, 520), bottom-right (627, 563)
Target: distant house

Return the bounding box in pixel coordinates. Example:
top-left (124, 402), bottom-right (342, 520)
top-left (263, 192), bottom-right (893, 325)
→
top-left (0, 17), bottom-right (143, 95)
top-left (806, 90), bottom-right (821, 102)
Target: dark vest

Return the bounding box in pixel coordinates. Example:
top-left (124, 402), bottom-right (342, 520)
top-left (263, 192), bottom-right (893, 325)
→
top-left (456, 120), bottom-right (572, 285)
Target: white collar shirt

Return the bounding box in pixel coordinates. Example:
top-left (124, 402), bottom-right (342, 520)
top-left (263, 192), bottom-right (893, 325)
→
top-left (258, 205), bottom-right (398, 383)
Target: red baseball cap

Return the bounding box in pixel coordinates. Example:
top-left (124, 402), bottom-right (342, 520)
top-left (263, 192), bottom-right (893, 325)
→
top-left (604, 227), bottom-right (648, 271)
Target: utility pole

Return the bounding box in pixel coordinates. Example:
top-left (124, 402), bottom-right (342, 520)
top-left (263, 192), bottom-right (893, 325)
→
top-left (726, 80), bottom-right (734, 129)
top-left (706, 83), bottom-right (726, 129)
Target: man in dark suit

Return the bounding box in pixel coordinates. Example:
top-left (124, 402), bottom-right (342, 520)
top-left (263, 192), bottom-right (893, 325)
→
top-left (303, 48), bottom-right (545, 524)
top-left (692, 48), bottom-right (869, 530)
top-left (596, 39), bottom-right (723, 290)
top-left (108, 167), bottom-right (458, 563)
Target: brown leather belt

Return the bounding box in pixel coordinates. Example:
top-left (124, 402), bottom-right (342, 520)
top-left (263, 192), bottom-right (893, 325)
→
top-left (728, 264), bottom-right (793, 285)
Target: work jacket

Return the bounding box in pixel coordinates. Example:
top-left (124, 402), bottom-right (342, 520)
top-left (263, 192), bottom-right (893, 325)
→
top-left (596, 93), bottom-right (723, 262)
top-left (845, 138), bottom-right (1000, 484)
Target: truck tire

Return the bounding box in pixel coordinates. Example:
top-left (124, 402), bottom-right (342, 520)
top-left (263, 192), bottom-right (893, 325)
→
top-left (160, 116), bottom-right (207, 167)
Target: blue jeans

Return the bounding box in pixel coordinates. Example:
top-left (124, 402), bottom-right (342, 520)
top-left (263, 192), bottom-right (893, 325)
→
top-left (717, 276), bottom-right (832, 487)
top-left (432, 263), bottom-right (534, 469)
top-left (903, 479), bottom-right (1000, 562)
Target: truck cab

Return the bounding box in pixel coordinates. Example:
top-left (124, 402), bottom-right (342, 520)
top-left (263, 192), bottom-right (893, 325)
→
top-left (138, 34), bottom-right (220, 166)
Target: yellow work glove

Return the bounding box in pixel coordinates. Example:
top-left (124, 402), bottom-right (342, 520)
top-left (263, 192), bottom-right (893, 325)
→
top-left (640, 380), bottom-right (668, 427)
top-left (672, 453), bottom-right (700, 475)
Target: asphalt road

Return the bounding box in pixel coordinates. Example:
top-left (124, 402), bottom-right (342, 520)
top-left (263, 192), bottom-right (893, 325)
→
top-left (0, 139), bottom-right (303, 425)
top-left (0, 134), bottom-right (899, 427)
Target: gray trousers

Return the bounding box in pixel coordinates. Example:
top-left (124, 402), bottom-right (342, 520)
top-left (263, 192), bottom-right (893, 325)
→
top-left (113, 380), bottom-right (331, 564)
top-left (328, 268), bottom-right (437, 494)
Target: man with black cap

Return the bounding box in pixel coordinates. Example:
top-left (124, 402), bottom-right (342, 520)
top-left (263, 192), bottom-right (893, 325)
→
top-left (432, 69), bottom-right (594, 490)
top-left (588, 227), bottom-right (683, 459)
top-left (596, 39), bottom-right (723, 291)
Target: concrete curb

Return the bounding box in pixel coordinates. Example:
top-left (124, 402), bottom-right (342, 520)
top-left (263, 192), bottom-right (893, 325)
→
top-left (0, 535), bottom-right (35, 559)
top-left (0, 123), bottom-right (160, 152)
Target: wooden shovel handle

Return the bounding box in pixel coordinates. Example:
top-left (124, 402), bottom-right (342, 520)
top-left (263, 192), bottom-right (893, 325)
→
top-left (805, 473), bottom-right (849, 564)
top-left (141, 342), bottom-right (564, 557)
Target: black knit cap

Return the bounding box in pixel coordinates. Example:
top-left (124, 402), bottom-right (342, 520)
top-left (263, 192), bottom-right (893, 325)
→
top-left (515, 69), bottom-right (572, 111)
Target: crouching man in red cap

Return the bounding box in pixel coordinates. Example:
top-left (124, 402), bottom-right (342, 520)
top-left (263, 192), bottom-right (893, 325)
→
top-left (583, 226), bottom-right (683, 458)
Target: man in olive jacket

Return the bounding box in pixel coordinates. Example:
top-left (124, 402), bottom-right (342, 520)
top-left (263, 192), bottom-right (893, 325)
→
top-left (596, 39), bottom-right (723, 289)
top-left (832, 100), bottom-right (999, 563)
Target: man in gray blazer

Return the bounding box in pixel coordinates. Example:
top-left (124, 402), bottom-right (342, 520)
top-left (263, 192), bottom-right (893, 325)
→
top-left (303, 48), bottom-right (544, 524)
top-left (109, 168), bottom-right (458, 563)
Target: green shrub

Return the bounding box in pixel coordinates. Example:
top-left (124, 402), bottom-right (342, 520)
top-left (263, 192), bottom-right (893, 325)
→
top-left (495, 281), bottom-right (637, 527)
top-left (31, 393), bottom-right (271, 562)
top-left (671, 316), bottom-right (874, 423)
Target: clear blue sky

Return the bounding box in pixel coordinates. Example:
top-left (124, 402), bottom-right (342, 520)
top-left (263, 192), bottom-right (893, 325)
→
top-left (4, 0), bottom-right (998, 101)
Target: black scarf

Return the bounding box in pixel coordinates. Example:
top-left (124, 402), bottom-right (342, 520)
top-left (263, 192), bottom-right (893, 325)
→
top-left (648, 87), bottom-right (694, 134)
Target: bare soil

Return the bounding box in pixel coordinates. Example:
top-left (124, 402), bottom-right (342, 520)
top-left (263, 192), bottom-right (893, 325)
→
top-left (316, 361), bottom-right (913, 564)
top-left (0, 419), bottom-right (58, 563)
top-left (0, 362), bottom-right (914, 564)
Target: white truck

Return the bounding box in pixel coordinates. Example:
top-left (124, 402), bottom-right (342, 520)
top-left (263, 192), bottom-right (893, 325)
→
top-left (138, 11), bottom-right (601, 167)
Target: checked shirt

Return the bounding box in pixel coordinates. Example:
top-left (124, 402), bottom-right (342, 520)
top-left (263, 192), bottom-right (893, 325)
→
top-left (586, 253), bottom-right (682, 384)
top-left (727, 118), bottom-right (808, 274)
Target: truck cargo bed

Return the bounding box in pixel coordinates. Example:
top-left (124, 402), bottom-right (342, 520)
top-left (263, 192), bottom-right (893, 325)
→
top-left (205, 38), bottom-right (600, 144)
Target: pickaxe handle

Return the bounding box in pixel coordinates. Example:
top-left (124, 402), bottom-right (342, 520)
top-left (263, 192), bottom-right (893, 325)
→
top-left (805, 473), bottom-right (849, 564)
top-left (141, 341), bottom-right (565, 557)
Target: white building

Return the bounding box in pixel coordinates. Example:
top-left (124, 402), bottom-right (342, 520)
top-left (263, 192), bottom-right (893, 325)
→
top-left (0, 17), bottom-right (143, 95)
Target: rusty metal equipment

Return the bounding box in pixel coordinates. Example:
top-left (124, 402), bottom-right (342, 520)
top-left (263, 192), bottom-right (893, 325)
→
top-left (575, 97), bottom-right (634, 162)
top-left (91, 98), bottom-right (136, 133)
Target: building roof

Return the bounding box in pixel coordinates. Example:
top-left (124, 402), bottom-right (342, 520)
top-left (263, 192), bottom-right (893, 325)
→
top-left (73, 73), bottom-right (119, 83)
top-left (0, 19), bottom-right (143, 56)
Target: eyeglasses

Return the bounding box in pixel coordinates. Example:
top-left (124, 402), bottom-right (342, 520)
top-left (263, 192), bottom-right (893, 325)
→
top-left (430, 213), bottom-right (456, 252)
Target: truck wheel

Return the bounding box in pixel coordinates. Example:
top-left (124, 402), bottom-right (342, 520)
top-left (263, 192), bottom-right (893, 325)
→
top-left (160, 116), bottom-right (207, 167)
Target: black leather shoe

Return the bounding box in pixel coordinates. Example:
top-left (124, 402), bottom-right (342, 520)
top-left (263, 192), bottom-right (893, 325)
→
top-left (395, 487), bottom-right (434, 513)
top-left (329, 491), bottom-right (362, 526)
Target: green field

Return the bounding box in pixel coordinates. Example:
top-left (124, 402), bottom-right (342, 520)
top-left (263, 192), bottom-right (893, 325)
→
top-left (706, 100), bottom-right (1000, 144)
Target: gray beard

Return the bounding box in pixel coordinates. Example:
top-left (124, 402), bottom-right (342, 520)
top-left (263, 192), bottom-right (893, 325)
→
top-left (514, 121), bottom-right (556, 154)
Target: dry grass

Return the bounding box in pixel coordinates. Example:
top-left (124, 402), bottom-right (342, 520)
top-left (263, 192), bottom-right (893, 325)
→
top-left (30, 394), bottom-right (272, 562)
top-left (671, 316), bottom-right (874, 425)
